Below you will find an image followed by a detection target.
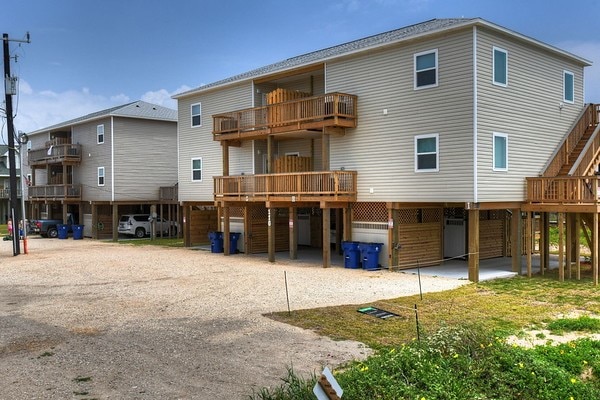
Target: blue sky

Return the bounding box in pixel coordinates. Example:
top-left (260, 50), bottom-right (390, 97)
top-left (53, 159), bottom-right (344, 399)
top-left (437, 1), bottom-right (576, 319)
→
top-left (2, 0), bottom-right (600, 137)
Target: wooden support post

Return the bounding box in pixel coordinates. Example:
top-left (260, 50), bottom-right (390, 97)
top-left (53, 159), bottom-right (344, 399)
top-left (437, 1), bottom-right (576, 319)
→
top-left (511, 208), bottom-right (521, 274)
top-left (539, 212), bottom-right (546, 275)
top-left (289, 207), bottom-right (298, 260)
top-left (222, 141), bottom-right (229, 176)
top-left (183, 204), bottom-right (191, 247)
top-left (575, 213), bottom-right (581, 280)
top-left (150, 204), bottom-right (157, 240)
top-left (468, 209), bottom-right (479, 283)
top-left (335, 208), bottom-right (342, 255)
top-left (594, 212), bottom-right (599, 286)
top-left (112, 203), bottom-right (119, 242)
top-left (244, 206), bottom-right (251, 255)
top-left (268, 207), bottom-right (275, 263)
top-left (322, 207), bottom-right (331, 268)
top-left (91, 203), bottom-right (98, 240)
top-left (267, 136), bottom-right (274, 173)
top-left (343, 205), bottom-right (352, 241)
top-left (223, 206), bottom-right (230, 256)
top-left (558, 212), bottom-right (565, 282)
top-left (321, 133), bottom-right (330, 171)
top-left (566, 213), bottom-right (573, 279)
top-left (543, 212), bottom-right (550, 273)
top-left (526, 211), bottom-right (532, 278)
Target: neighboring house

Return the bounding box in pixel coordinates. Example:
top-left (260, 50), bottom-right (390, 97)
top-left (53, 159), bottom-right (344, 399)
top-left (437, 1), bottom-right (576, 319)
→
top-left (25, 101), bottom-right (179, 239)
top-left (174, 18), bottom-right (596, 282)
top-left (0, 145), bottom-right (23, 224)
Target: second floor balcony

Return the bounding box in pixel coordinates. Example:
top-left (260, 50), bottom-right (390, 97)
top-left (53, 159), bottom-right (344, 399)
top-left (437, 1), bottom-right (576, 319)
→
top-left (214, 170), bottom-right (357, 204)
top-left (28, 143), bottom-right (82, 166)
top-left (28, 184), bottom-right (82, 201)
top-left (212, 92), bottom-right (357, 141)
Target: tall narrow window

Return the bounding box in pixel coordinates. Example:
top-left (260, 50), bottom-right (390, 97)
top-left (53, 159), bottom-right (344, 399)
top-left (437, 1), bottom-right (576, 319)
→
top-left (493, 47), bottom-right (508, 86)
top-left (191, 103), bottom-right (202, 127)
top-left (493, 133), bottom-right (508, 171)
top-left (191, 158), bottom-right (202, 181)
top-left (415, 134), bottom-right (439, 172)
top-left (98, 167), bottom-right (105, 186)
top-left (564, 71), bottom-right (574, 103)
top-left (414, 49), bottom-right (438, 89)
top-left (97, 124), bottom-right (105, 144)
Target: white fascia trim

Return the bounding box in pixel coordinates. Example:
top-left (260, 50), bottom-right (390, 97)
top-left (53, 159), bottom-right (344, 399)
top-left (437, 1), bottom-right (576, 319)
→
top-left (110, 116), bottom-right (115, 202)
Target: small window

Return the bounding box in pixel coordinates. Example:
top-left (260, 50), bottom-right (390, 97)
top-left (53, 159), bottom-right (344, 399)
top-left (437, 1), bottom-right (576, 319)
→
top-left (98, 167), bottom-right (105, 186)
top-left (97, 124), bottom-right (104, 144)
top-left (564, 71), bottom-right (574, 103)
top-left (493, 47), bottom-right (508, 86)
top-left (415, 134), bottom-right (439, 172)
top-left (414, 49), bottom-right (438, 89)
top-left (191, 103), bottom-right (202, 127)
top-left (493, 133), bottom-right (508, 171)
top-left (191, 158), bottom-right (202, 181)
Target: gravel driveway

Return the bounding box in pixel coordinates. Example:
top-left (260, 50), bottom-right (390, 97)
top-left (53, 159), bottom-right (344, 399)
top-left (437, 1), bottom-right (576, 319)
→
top-left (0, 237), bottom-right (467, 399)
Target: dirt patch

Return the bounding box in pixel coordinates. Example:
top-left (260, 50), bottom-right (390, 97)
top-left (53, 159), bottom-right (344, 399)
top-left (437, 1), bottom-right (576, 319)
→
top-left (0, 237), bottom-right (467, 399)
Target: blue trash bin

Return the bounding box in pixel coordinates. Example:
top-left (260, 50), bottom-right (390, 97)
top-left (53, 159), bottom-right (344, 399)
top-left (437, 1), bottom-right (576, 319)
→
top-left (229, 232), bottom-right (241, 254)
top-left (72, 224), bottom-right (84, 240)
top-left (360, 242), bottom-right (383, 270)
top-left (209, 231), bottom-right (224, 253)
top-left (57, 224), bottom-right (68, 239)
top-left (342, 241), bottom-right (361, 268)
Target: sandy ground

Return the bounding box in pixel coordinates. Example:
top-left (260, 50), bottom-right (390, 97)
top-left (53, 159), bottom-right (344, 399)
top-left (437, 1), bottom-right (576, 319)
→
top-left (0, 237), bottom-right (468, 399)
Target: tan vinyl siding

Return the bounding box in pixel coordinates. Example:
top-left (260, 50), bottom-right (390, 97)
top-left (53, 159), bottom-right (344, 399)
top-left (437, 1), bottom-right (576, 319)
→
top-left (73, 117), bottom-right (113, 202)
top-left (476, 27), bottom-right (586, 202)
top-left (112, 118), bottom-right (177, 201)
top-left (326, 29), bottom-right (474, 202)
top-left (177, 82), bottom-right (253, 202)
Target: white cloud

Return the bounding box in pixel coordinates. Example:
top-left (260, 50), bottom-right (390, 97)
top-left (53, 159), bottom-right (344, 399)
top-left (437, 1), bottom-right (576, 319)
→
top-left (141, 85), bottom-right (190, 110)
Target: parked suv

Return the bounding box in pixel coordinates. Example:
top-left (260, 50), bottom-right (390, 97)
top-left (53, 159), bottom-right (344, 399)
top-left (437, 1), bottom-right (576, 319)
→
top-left (118, 214), bottom-right (178, 238)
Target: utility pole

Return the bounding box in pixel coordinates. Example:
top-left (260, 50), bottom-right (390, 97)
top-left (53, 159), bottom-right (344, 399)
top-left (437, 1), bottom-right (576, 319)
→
top-left (3, 32), bottom-right (30, 256)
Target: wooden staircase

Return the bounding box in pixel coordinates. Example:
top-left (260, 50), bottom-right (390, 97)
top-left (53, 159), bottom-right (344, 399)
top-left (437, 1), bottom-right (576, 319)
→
top-left (556, 124), bottom-right (597, 175)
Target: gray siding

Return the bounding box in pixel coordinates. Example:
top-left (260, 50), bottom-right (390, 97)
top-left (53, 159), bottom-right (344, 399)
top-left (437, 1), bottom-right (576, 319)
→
top-left (73, 117), bottom-right (113, 202)
top-left (112, 118), bottom-right (177, 201)
top-left (476, 27), bottom-right (586, 202)
top-left (327, 29), bottom-right (474, 202)
top-left (177, 82), bottom-right (253, 202)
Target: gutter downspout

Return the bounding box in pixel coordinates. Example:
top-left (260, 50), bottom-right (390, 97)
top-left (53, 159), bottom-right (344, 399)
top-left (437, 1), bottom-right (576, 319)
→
top-left (473, 26), bottom-right (478, 204)
top-left (111, 116), bottom-right (115, 202)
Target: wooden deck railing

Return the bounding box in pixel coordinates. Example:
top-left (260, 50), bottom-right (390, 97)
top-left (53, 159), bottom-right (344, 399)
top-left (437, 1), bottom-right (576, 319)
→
top-left (527, 176), bottom-right (599, 204)
top-left (0, 188), bottom-right (22, 199)
top-left (212, 92), bottom-right (357, 139)
top-left (214, 171), bottom-right (357, 202)
top-left (569, 105), bottom-right (600, 176)
top-left (542, 104), bottom-right (600, 177)
top-left (28, 184), bottom-right (82, 200)
top-left (28, 144), bottom-right (82, 165)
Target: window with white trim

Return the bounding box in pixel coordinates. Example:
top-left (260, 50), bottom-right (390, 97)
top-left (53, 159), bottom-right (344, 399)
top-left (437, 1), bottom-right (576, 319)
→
top-left (98, 167), bottom-right (105, 186)
top-left (414, 49), bottom-right (438, 89)
top-left (493, 133), bottom-right (508, 171)
top-left (563, 70), bottom-right (574, 103)
top-left (493, 47), bottom-right (508, 86)
top-left (191, 103), bottom-right (202, 127)
top-left (191, 157), bottom-right (202, 181)
top-left (97, 124), bottom-right (104, 144)
top-left (415, 134), bottom-right (439, 172)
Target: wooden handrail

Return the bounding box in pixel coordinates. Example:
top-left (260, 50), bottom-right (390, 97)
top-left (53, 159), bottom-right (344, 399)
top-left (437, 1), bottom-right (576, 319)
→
top-left (542, 104), bottom-right (598, 177)
top-left (527, 176), bottom-right (598, 204)
top-left (214, 171), bottom-right (357, 201)
top-left (28, 184), bottom-right (82, 200)
top-left (212, 92), bottom-right (357, 137)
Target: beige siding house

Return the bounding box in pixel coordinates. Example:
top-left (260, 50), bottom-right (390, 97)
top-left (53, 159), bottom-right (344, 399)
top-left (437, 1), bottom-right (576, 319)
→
top-left (174, 18), bottom-right (596, 282)
top-left (25, 101), bottom-right (179, 239)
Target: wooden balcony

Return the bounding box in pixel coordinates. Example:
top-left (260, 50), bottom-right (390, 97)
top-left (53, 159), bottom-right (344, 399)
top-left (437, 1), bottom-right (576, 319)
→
top-left (214, 170), bottom-right (357, 205)
top-left (28, 184), bottom-right (82, 201)
top-left (526, 176), bottom-right (600, 211)
top-left (212, 92), bottom-right (357, 141)
top-left (28, 144), bottom-right (82, 166)
top-left (0, 188), bottom-right (22, 199)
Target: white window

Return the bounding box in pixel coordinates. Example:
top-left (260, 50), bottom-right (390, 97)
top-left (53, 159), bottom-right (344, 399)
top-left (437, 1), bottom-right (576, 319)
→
top-left (493, 47), bottom-right (508, 86)
top-left (414, 49), bottom-right (438, 89)
top-left (563, 70), bottom-right (574, 104)
top-left (98, 167), bottom-right (105, 186)
top-left (97, 124), bottom-right (104, 144)
top-left (191, 103), bottom-right (202, 127)
top-left (414, 134), bottom-right (439, 172)
top-left (493, 133), bottom-right (508, 171)
top-left (191, 158), bottom-right (202, 181)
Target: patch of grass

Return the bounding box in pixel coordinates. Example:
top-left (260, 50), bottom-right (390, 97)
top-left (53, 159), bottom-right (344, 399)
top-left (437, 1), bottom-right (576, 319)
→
top-left (547, 315), bottom-right (600, 334)
top-left (115, 237), bottom-right (184, 247)
top-left (249, 367), bottom-right (317, 400)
